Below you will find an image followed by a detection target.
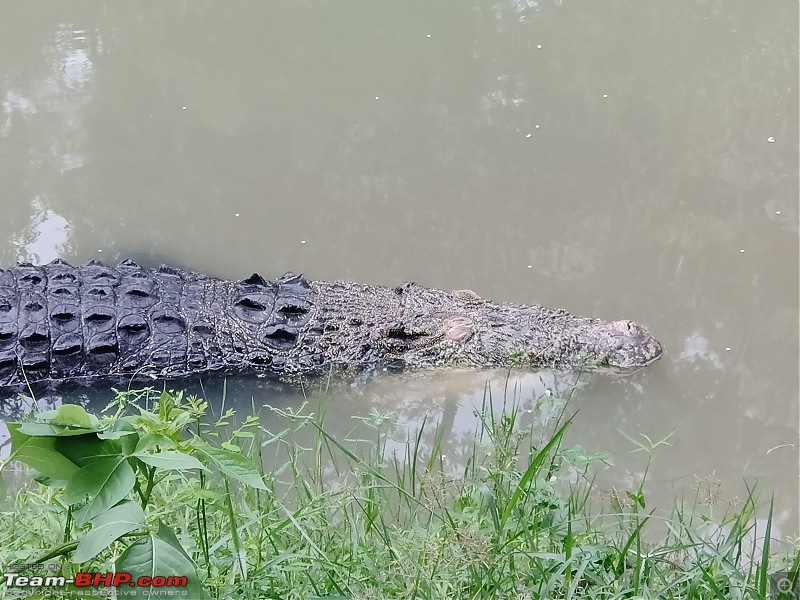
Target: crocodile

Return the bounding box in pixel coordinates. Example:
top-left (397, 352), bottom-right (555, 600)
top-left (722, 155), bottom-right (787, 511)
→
top-left (0, 259), bottom-right (662, 392)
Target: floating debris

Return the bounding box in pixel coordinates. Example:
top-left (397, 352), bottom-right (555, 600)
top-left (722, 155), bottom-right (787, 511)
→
top-left (767, 136), bottom-right (776, 143)
top-left (525, 133), bottom-right (532, 138)
top-left (235, 213), bottom-right (240, 218)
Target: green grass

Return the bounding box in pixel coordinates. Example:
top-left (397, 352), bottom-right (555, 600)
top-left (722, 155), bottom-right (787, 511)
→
top-left (0, 382), bottom-right (797, 599)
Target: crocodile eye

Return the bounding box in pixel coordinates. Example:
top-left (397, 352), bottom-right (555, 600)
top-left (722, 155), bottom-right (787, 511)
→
top-left (382, 324), bottom-right (433, 351)
top-left (386, 327), bottom-right (427, 341)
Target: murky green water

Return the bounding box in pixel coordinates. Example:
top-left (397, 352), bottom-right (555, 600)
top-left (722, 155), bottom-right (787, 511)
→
top-left (1, 1), bottom-right (798, 539)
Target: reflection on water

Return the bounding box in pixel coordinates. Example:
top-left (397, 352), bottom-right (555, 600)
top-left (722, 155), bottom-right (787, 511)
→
top-left (1, 92), bottom-right (37, 136)
top-left (679, 332), bottom-right (724, 370)
top-left (13, 197), bottom-right (72, 263)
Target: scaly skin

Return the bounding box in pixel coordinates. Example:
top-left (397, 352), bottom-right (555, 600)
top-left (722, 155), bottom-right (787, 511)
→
top-left (0, 259), bottom-right (662, 391)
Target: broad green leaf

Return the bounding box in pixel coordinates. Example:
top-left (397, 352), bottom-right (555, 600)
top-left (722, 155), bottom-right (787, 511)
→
top-left (55, 435), bottom-right (121, 467)
top-left (32, 409), bottom-right (59, 419)
top-left (17, 422), bottom-right (99, 437)
top-left (134, 433), bottom-right (176, 454)
top-left (117, 524), bottom-right (204, 599)
top-left (30, 469), bottom-right (68, 489)
top-left (7, 422), bottom-right (30, 449)
top-left (155, 521), bottom-right (194, 564)
top-left (133, 451), bottom-right (208, 472)
top-left (97, 429), bottom-right (134, 440)
top-left (64, 456), bottom-right (136, 525)
top-left (192, 439), bottom-right (267, 490)
top-left (0, 472), bottom-right (6, 503)
top-left (10, 433), bottom-right (79, 481)
top-left (73, 500), bottom-right (146, 563)
top-left (112, 419), bottom-right (140, 456)
top-left (158, 390), bottom-right (174, 422)
top-left (50, 405), bottom-right (98, 429)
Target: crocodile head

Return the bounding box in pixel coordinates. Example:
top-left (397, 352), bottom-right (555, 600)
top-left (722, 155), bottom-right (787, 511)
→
top-left (588, 320), bottom-right (664, 371)
top-left (374, 287), bottom-right (663, 373)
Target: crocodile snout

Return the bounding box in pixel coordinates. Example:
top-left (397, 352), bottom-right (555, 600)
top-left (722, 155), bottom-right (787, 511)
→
top-left (606, 320), bottom-right (663, 369)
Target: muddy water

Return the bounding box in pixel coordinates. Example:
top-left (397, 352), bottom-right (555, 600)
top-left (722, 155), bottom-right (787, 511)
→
top-left (1, 2), bottom-right (798, 538)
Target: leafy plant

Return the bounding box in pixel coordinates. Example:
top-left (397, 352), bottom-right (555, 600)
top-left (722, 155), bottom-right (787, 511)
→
top-left (0, 384), bottom-right (796, 599)
top-left (0, 391), bottom-right (268, 598)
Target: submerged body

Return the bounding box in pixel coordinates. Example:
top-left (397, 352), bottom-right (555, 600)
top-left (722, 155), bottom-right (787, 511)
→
top-left (0, 260), bottom-right (662, 391)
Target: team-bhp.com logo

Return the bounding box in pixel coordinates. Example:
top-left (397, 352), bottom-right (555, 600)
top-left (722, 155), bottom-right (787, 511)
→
top-left (3, 569), bottom-right (188, 597)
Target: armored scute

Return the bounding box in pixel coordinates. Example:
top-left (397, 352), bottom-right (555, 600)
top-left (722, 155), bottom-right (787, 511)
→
top-left (0, 259), bottom-right (662, 391)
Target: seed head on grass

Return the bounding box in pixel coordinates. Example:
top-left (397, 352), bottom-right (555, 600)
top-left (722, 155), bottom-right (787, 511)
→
top-left (420, 470), bottom-right (454, 506)
top-left (696, 472), bottom-right (723, 507)
top-left (424, 530), bottom-right (447, 564)
top-left (450, 527), bottom-right (493, 568)
top-left (352, 585), bottom-right (382, 600)
top-left (608, 485), bottom-right (634, 510)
